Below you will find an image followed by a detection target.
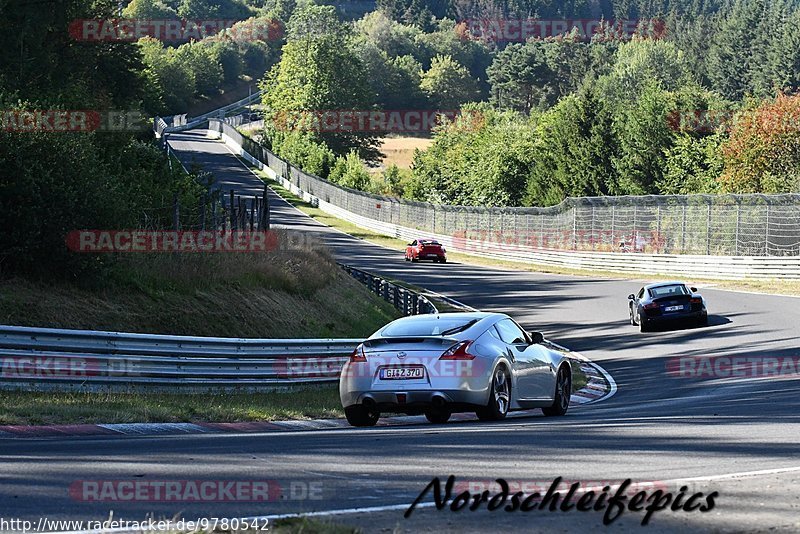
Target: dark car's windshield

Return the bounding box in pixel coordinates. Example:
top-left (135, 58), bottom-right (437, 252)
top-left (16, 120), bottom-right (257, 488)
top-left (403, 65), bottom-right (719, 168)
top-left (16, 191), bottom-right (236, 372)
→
top-left (649, 284), bottom-right (690, 298)
top-left (382, 318), bottom-right (477, 337)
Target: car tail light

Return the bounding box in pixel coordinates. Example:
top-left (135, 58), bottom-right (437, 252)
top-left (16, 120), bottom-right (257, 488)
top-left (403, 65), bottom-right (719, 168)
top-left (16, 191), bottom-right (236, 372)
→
top-left (690, 298), bottom-right (702, 304)
top-left (349, 344), bottom-right (367, 363)
top-left (643, 303), bottom-right (659, 310)
top-left (439, 340), bottom-right (476, 360)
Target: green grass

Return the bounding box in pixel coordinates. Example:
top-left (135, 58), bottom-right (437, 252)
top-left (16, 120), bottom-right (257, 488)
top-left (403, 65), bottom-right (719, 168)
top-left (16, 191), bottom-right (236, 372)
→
top-left (0, 236), bottom-right (400, 338)
top-left (0, 386), bottom-right (344, 425)
top-left (0, 367), bottom-right (591, 425)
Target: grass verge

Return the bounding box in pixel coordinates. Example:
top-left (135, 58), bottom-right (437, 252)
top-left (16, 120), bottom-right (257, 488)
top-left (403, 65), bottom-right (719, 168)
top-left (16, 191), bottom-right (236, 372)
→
top-left (261, 172), bottom-right (800, 297)
top-left (0, 385), bottom-right (343, 425)
top-left (0, 232), bottom-right (399, 338)
top-left (1, 368), bottom-right (590, 425)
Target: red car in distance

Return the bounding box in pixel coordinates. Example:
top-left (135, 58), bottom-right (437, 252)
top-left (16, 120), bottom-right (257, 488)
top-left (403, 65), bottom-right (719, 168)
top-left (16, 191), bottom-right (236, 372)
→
top-left (405, 238), bottom-right (447, 263)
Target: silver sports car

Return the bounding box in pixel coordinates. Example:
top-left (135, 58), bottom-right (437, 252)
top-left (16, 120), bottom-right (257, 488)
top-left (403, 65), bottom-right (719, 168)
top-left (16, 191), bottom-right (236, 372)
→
top-left (339, 312), bottom-right (572, 427)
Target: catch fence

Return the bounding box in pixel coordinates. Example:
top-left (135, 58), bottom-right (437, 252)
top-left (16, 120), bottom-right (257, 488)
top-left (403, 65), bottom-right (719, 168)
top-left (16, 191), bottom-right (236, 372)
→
top-left (210, 120), bottom-right (800, 257)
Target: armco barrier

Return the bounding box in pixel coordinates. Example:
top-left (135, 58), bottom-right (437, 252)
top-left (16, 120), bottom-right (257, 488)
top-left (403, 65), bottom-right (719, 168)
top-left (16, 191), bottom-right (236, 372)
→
top-left (0, 325), bottom-right (359, 391)
top-left (205, 120), bottom-right (800, 280)
top-left (342, 264), bottom-right (437, 315)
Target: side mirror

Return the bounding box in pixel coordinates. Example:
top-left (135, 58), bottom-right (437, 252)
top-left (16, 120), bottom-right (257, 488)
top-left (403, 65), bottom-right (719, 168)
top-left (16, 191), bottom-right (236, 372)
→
top-left (628, 294), bottom-right (636, 300)
top-left (690, 287), bottom-right (698, 293)
top-left (530, 331), bottom-right (544, 344)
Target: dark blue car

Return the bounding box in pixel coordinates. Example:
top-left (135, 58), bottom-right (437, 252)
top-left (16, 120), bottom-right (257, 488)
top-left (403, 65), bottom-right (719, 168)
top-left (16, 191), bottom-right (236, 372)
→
top-left (628, 282), bottom-right (708, 332)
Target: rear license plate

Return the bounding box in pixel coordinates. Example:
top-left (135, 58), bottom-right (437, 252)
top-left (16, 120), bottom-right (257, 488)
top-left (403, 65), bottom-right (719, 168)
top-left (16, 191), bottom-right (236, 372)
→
top-left (664, 305), bottom-right (684, 312)
top-left (380, 367), bottom-right (424, 380)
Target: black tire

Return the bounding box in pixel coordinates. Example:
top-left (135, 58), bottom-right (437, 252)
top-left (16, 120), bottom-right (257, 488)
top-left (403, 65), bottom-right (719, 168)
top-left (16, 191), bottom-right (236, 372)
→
top-left (424, 409), bottom-right (451, 424)
top-left (411, 255), bottom-right (418, 262)
top-left (697, 314), bottom-right (708, 327)
top-left (542, 366), bottom-right (571, 417)
top-left (638, 314), bottom-right (650, 332)
top-left (476, 366), bottom-right (511, 421)
top-left (629, 305), bottom-right (637, 326)
top-left (439, 258), bottom-right (446, 263)
top-left (344, 405), bottom-right (380, 427)
top-left (404, 254), bottom-right (410, 261)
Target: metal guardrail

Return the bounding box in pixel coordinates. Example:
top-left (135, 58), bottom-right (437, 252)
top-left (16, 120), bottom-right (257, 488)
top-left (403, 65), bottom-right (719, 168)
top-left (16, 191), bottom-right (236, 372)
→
top-left (155, 91), bottom-right (263, 138)
top-left (207, 119), bottom-right (800, 258)
top-left (206, 120), bottom-right (800, 279)
top-left (0, 325), bottom-right (360, 391)
top-left (342, 264), bottom-right (437, 316)
top-left (0, 263), bottom-right (437, 392)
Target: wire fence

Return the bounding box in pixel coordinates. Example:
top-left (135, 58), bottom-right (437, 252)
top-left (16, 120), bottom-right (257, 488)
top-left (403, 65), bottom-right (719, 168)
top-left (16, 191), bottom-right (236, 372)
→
top-left (210, 120), bottom-right (800, 257)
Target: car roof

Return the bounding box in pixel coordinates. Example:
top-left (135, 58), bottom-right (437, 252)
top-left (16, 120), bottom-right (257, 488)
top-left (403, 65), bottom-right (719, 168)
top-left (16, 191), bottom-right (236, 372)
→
top-left (644, 281), bottom-right (688, 290)
top-left (385, 312), bottom-right (502, 323)
top-left (372, 312), bottom-right (507, 337)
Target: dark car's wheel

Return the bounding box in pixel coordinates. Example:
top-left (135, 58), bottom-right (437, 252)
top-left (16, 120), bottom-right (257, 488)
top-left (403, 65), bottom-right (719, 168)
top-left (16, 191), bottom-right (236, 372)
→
top-left (638, 311), bottom-right (650, 332)
top-left (476, 366), bottom-right (510, 421)
top-left (344, 405), bottom-right (380, 427)
top-left (424, 409), bottom-right (451, 424)
top-left (542, 366), bottom-right (571, 417)
top-left (697, 313), bottom-right (708, 327)
top-left (439, 258), bottom-right (446, 263)
top-left (629, 305), bottom-right (637, 326)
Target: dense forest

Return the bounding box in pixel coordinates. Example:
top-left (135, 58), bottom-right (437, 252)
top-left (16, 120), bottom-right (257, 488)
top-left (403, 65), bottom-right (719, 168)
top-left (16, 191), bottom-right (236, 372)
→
top-left (249, 0), bottom-right (800, 206)
top-left (2, 0), bottom-right (799, 282)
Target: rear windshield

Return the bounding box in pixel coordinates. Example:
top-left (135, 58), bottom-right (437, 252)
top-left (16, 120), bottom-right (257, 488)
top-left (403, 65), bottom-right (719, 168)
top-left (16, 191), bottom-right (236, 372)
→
top-left (420, 240), bottom-right (440, 246)
top-left (381, 318), bottom-right (476, 337)
top-left (648, 284), bottom-right (689, 298)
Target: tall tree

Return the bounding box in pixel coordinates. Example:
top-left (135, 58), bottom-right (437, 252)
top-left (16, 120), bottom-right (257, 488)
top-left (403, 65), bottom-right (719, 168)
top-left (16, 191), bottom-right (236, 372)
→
top-left (261, 4), bottom-right (379, 161)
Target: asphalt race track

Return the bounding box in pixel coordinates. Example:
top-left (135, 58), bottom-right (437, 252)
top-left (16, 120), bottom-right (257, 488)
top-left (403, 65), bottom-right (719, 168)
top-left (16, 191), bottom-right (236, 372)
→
top-left (1, 130), bottom-right (798, 532)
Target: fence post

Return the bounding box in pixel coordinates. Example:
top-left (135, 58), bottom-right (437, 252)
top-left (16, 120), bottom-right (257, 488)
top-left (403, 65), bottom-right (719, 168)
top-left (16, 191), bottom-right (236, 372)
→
top-left (172, 194), bottom-right (180, 231)
top-left (539, 213), bottom-right (544, 248)
top-left (656, 205), bottom-right (661, 253)
top-left (229, 190), bottom-right (236, 230)
top-left (765, 203), bottom-right (771, 256)
top-left (611, 205), bottom-right (616, 247)
top-left (706, 202), bottom-right (711, 255)
top-left (681, 204), bottom-right (687, 253)
top-left (200, 193), bottom-right (206, 231)
top-left (249, 198), bottom-right (255, 232)
top-left (572, 207), bottom-right (577, 250)
top-left (735, 201), bottom-right (741, 256)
